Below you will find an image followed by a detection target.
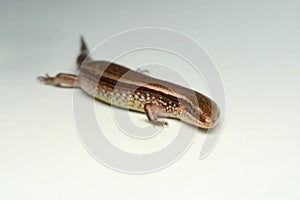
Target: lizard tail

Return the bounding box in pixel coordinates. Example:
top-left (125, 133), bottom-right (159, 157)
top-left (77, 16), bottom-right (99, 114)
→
top-left (76, 36), bottom-right (92, 67)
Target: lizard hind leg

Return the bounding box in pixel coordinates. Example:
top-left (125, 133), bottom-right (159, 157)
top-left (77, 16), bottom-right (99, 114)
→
top-left (38, 73), bottom-right (79, 88)
top-left (136, 68), bottom-right (150, 75)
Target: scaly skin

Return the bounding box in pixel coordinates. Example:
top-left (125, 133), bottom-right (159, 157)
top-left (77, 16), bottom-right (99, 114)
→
top-left (38, 37), bottom-right (220, 129)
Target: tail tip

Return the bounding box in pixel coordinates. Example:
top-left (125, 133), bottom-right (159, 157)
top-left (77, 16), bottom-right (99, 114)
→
top-left (77, 35), bottom-right (91, 66)
top-left (80, 35), bottom-right (88, 52)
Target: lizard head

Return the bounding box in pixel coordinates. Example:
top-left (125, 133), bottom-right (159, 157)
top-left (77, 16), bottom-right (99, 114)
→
top-left (180, 94), bottom-right (220, 129)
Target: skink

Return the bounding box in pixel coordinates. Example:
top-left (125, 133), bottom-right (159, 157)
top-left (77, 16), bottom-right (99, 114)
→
top-left (38, 37), bottom-right (220, 129)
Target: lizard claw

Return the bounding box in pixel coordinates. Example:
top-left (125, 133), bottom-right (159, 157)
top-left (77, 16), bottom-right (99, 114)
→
top-left (152, 120), bottom-right (169, 127)
top-left (37, 74), bottom-right (55, 85)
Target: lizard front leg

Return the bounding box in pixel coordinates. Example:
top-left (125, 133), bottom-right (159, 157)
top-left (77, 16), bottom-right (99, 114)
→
top-left (144, 103), bottom-right (168, 126)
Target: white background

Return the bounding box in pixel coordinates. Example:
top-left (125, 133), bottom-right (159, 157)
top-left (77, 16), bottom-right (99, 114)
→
top-left (1, 0), bottom-right (300, 199)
